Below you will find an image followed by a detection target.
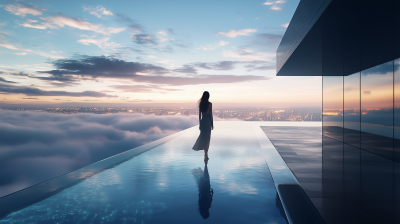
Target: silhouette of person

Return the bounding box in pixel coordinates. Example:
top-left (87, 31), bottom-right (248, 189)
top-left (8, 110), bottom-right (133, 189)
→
top-left (191, 161), bottom-right (214, 219)
top-left (192, 91), bottom-right (213, 162)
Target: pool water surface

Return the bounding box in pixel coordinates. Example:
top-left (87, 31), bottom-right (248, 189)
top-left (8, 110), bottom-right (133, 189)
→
top-left (1, 122), bottom-right (288, 224)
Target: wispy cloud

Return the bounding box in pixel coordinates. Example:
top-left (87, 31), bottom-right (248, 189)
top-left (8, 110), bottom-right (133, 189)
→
top-left (0, 83), bottom-right (117, 97)
top-left (3, 3), bottom-right (47, 17)
top-left (243, 60), bottom-right (275, 71)
top-left (0, 77), bottom-right (17, 83)
top-left (271, 6), bottom-right (282, 10)
top-left (158, 28), bottom-right (174, 36)
top-left (77, 37), bottom-right (120, 49)
top-left (157, 29), bottom-right (174, 42)
top-left (109, 84), bottom-right (180, 93)
top-left (131, 74), bottom-right (268, 86)
top-left (218, 40), bottom-right (229, 46)
top-left (196, 44), bottom-right (216, 50)
top-left (158, 36), bottom-right (169, 42)
top-left (0, 43), bottom-right (19, 50)
top-left (245, 32), bottom-right (283, 52)
top-left (175, 60), bottom-right (274, 72)
top-left (222, 49), bottom-right (273, 61)
top-left (19, 19), bottom-right (47, 29)
top-left (20, 14), bottom-right (125, 35)
top-left (131, 34), bottom-right (158, 46)
top-left (217, 29), bottom-right (257, 38)
top-left (263, 1), bottom-right (274, 5)
top-left (196, 40), bottom-right (227, 51)
top-left (115, 13), bottom-right (143, 33)
top-left (14, 52), bottom-right (28, 56)
top-left (282, 23), bottom-right (289, 28)
top-left (0, 43), bottom-right (64, 59)
top-left (173, 65), bottom-right (197, 74)
top-left (0, 69), bottom-right (33, 77)
top-left (194, 61), bottom-right (239, 71)
top-left (263, 0), bottom-right (286, 11)
top-left (83, 5), bottom-right (113, 18)
top-left (173, 61), bottom-right (240, 74)
top-left (41, 14), bottom-right (126, 35)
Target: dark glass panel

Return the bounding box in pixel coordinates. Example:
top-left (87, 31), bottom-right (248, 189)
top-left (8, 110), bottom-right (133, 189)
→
top-left (395, 58), bottom-right (400, 162)
top-left (322, 136), bottom-right (345, 222)
top-left (322, 136), bottom-right (343, 199)
top-left (342, 0), bottom-right (360, 76)
top-left (395, 162), bottom-right (400, 223)
top-left (321, 0), bottom-right (343, 77)
top-left (360, 150), bottom-right (394, 223)
top-left (361, 61), bottom-right (393, 160)
top-left (343, 144), bottom-right (363, 223)
top-left (360, 0), bottom-right (394, 71)
top-left (344, 72), bottom-right (360, 148)
top-left (396, 0), bottom-right (400, 60)
top-left (323, 76), bottom-right (343, 141)
top-left (396, 58), bottom-right (400, 223)
top-left (344, 144), bottom-right (360, 200)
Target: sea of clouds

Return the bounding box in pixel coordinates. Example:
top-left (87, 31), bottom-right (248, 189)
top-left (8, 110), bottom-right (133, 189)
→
top-left (0, 109), bottom-right (202, 197)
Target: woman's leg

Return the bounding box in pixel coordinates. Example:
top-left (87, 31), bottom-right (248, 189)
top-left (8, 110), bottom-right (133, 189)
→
top-left (204, 141), bottom-right (210, 162)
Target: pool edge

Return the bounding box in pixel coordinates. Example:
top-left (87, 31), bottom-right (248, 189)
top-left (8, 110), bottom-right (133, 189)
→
top-left (253, 125), bottom-right (325, 224)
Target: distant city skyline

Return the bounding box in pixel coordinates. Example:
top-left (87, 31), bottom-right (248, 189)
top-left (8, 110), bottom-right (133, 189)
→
top-left (0, 0), bottom-right (321, 107)
top-left (0, 106), bottom-right (322, 121)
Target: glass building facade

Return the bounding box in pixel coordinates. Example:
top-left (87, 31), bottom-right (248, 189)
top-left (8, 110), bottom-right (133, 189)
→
top-left (323, 61), bottom-right (397, 160)
top-left (277, 0), bottom-right (400, 222)
top-left (322, 60), bottom-right (400, 223)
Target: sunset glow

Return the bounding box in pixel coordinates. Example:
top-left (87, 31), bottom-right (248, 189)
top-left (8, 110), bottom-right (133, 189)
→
top-left (0, 0), bottom-right (324, 107)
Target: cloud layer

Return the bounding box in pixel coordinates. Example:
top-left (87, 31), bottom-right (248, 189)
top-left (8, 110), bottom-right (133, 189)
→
top-left (37, 55), bottom-right (267, 86)
top-left (0, 110), bottom-right (200, 197)
top-left (0, 84), bottom-right (116, 97)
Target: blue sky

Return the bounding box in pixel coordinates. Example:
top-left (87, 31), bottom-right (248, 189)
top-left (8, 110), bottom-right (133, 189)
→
top-left (0, 0), bottom-right (321, 107)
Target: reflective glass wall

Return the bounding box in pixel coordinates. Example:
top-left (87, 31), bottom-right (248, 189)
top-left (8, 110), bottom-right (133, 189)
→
top-left (323, 60), bottom-right (396, 160)
top-left (322, 76), bottom-right (343, 141)
top-left (344, 72), bottom-right (360, 148)
top-left (395, 58), bottom-right (400, 162)
top-left (306, 0), bottom-right (400, 222)
top-left (322, 60), bottom-right (398, 222)
top-left (361, 61), bottom-right (394, 160)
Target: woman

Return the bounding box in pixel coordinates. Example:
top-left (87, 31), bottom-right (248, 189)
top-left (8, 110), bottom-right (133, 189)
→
top-left (192, 91), bottom-right (213, 161)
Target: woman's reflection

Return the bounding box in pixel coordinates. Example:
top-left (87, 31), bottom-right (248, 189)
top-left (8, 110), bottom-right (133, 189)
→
top-left (191, 162), bottom-right (214, 219)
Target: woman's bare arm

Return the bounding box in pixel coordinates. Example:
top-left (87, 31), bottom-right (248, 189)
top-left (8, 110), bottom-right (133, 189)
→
top-left (210, 103), bottom-right (214, 130)
top-left (199, 108), bottom-right (201, 122)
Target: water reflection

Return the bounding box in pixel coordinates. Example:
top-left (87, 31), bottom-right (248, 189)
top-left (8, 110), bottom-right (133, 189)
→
top-left (191, 162), bottom-right (214, 219)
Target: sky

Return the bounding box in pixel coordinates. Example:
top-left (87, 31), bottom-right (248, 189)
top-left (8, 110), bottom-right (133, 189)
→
top-left (0, 0), bottom-right (322, 107)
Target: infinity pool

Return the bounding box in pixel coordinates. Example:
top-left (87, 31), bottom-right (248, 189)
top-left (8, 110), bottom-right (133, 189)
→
top-left (0, 122), bottom-right (291, 224)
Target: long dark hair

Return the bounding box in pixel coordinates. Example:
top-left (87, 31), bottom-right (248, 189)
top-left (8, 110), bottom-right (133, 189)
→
top-left (198, 91), bottom-right (210, 113)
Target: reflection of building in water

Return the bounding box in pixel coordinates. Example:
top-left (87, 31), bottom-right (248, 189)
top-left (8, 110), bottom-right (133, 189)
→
top-left (277, 0), bottom-right (400, 223)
